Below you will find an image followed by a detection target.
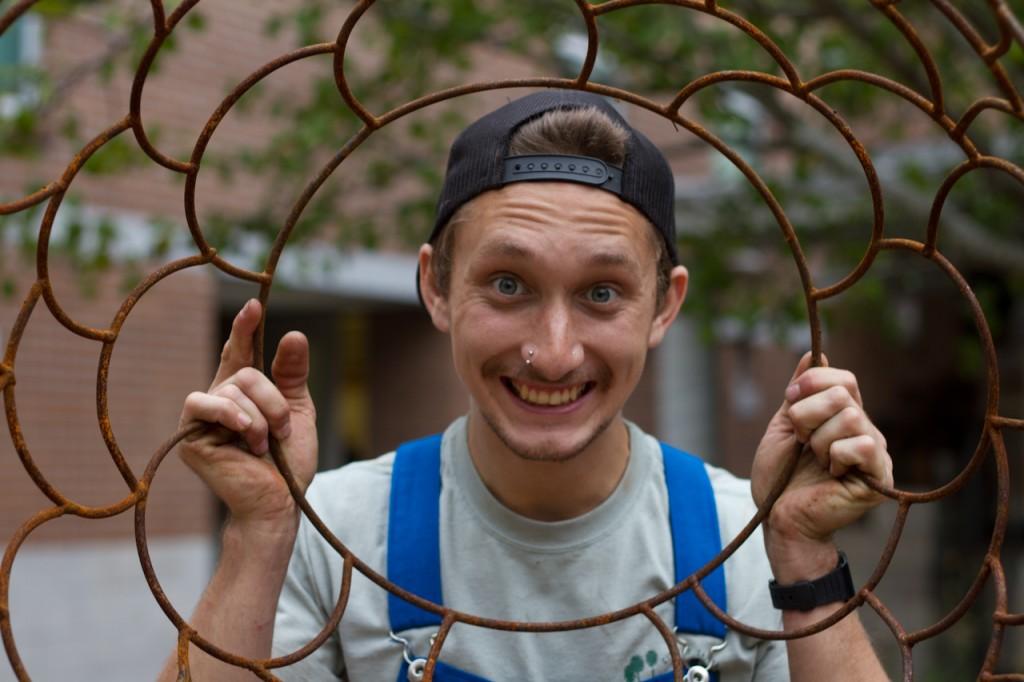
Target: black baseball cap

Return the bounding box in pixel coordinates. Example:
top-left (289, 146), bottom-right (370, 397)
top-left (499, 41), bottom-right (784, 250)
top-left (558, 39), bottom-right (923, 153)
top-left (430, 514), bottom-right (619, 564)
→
top-left (420, 90), bottom-right (679, 302)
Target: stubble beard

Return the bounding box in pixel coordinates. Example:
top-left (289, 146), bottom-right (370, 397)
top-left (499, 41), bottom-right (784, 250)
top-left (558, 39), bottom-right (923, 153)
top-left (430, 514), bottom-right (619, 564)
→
top-left (479, 407), bottom-right (617, 463)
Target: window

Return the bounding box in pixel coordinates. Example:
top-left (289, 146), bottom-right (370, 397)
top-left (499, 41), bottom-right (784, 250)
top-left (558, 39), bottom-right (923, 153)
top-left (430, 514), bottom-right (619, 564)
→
top-left (0, 12), bottom-right (42, 117)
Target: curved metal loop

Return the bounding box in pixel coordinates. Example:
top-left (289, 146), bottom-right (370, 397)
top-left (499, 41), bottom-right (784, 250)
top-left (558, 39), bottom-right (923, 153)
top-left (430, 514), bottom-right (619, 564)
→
top-left (1, 1), bottom-right (1022, 680)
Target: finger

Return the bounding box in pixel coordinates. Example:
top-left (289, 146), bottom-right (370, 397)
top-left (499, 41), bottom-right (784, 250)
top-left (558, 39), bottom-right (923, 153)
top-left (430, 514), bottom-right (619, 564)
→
top-left (211, 299), bottom-right (262, 388)
top-left (223, 367), bottom-right (292, 441)
top-left (828, 434), bottom-right (889, 483)
top-left (808, 405), bottom-right (874, 469)
top-left (780, 352), bottom-right (830, 411)
top-left (787, 384), bottom-right (859, 442)
top-left (214, 383), bottom-right (270, 455)
top-left (182, 391), bottom-right (255, 437)
top-left (787, 350), bottom-right (830, 382)
top-left (271, 331), bottom-right (311, 403)
top-left (787, 351), bottom-right (814, 385)
top-left (785, 366), bottom-right (862, 408)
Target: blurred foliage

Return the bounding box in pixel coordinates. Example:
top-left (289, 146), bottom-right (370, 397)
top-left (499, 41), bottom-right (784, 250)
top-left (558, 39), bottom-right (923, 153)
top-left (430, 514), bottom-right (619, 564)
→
top-left (0, 0), bottom-right (1022, 345)
top-left (1, 3), bottom-right (1022, 676)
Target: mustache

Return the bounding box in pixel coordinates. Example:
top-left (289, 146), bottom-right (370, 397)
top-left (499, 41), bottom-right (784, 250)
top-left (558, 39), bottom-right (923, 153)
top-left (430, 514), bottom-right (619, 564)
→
top-left (508, 369), bottom-right (590, 385)
top-left (483, 356), bottom-right (606, 387)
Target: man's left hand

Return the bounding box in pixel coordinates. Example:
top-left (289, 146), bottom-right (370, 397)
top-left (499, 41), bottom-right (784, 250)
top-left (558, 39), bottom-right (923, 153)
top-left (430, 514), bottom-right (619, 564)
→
top-left (751, 351), bottom-right (894, 578)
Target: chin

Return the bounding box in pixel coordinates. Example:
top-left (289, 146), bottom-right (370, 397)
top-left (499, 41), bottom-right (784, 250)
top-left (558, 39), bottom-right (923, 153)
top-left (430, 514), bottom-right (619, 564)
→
top-left (481, 410), bottom-right (615, 463)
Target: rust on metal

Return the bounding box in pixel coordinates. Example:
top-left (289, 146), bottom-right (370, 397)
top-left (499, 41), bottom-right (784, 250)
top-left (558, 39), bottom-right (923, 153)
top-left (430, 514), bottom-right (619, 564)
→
top-left (1, 1), bottom-right (1023, 680)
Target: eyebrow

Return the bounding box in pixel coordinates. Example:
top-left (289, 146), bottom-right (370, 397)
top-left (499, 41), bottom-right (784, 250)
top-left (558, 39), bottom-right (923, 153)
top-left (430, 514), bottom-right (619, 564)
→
top-left (584, 251), bottom-right (635, 270)
top-left (477, 240), bottom-right (536, 261)
top-left (477, 239), bottom-right (643, 276)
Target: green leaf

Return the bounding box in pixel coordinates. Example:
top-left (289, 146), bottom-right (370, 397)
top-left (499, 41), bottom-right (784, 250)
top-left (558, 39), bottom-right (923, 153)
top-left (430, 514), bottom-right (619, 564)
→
top-left (185, 10), bottom-right (206, 32)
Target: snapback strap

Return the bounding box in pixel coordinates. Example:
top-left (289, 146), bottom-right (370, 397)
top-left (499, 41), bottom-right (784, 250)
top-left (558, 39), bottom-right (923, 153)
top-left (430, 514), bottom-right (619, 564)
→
top-left (503, 154), bottom-right (623, 193)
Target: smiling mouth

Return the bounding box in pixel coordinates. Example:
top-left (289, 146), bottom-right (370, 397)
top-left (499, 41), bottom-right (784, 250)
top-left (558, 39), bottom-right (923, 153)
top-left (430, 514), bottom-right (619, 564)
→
top-left (501, 378), bottom-right (595, 407)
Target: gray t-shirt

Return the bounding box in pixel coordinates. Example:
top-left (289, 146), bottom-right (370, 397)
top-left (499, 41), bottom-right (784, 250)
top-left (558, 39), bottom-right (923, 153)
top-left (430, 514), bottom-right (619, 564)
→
top-left (273, 418), bottom-right (789, 681)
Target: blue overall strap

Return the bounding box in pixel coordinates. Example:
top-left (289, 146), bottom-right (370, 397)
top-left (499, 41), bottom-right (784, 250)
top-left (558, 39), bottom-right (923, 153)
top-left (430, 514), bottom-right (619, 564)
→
top-left (398, 660), bottom-right (490, 682)
top-left (387, 433), bottom-right (445, 632)
top-left (660, 442), bottom-right (728, 639)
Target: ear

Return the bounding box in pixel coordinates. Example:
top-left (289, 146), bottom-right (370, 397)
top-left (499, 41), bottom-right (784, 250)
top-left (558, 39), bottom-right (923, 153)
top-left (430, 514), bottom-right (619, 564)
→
top-left (418, 243), bottom-right (451, 333)
top-left (647, 265), bottom-right (688, 348)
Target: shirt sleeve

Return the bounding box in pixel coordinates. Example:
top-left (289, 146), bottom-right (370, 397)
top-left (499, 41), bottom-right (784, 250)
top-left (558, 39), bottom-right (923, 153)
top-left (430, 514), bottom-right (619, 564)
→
top-left (272, 513), bottom-right (346, 681)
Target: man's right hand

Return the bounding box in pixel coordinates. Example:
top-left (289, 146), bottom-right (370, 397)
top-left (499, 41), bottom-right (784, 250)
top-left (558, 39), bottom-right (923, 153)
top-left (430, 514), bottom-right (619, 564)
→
top-left (178, 299), bottom-right (318, 531)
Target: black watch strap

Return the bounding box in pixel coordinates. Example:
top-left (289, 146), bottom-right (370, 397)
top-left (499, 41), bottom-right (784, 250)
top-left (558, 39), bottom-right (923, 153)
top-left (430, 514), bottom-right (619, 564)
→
top-left (769, 550), bottom-right (855, 611)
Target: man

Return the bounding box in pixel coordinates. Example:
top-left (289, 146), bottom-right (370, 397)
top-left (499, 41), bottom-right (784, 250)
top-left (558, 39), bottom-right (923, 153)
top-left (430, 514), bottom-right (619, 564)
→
top-left (161, 91), bottom-right (893, 681)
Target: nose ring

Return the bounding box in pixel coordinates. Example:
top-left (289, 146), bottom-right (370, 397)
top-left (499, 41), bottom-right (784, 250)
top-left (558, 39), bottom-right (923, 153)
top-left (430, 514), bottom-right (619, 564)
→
top-left (523, 344), bottom-right (537, 367)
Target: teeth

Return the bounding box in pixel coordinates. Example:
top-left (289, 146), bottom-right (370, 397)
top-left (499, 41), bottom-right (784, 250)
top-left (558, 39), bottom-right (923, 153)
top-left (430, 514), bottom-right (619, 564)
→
top-left (512, 381), bottom-right (586, 406)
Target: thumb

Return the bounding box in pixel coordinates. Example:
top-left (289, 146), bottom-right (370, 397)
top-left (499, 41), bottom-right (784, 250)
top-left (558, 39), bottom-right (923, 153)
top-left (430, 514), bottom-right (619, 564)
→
top-left (272, 331), bottom-right (311, 402)
top-left (782, 350), bottom-right (829, 410)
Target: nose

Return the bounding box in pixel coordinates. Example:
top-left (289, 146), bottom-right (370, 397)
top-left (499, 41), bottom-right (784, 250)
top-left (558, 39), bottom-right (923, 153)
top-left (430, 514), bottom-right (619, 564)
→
top-left (522, 301), bottom-right (584, 380)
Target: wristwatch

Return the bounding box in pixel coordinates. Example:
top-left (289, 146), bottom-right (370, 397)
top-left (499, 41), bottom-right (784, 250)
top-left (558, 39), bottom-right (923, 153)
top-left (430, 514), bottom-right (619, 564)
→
top-left (769, 550), bottom-right (855, 611)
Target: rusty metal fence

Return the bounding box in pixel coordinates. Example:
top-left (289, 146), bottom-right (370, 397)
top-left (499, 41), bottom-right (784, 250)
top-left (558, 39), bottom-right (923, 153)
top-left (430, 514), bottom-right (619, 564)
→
top-left (1, 0), bottom-right (1023, 680)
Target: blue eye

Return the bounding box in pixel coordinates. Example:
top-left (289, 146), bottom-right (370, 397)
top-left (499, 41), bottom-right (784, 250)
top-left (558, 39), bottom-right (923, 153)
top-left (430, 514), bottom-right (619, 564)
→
top-left (494, 276), bottom-right (522, 296)
top-left (588, 285), bottom-right (617, 304)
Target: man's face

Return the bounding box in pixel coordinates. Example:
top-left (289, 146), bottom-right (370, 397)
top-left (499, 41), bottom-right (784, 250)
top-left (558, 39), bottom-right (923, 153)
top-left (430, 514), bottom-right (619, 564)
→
top-left (422, 181), bottom-right (686, 462)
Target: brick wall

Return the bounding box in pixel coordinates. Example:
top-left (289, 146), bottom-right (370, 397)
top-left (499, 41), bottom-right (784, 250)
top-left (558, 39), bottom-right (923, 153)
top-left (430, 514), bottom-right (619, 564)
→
top-left (0, 255), bottom-right (218, 543)
top-left (0, 2), bottom-right (317, 219)
top-left (0, 2), bottom-right (717, 542)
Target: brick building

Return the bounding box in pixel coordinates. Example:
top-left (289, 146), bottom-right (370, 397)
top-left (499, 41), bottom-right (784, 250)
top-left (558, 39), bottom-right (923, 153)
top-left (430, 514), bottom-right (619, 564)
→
top-left (2, 3), bottom-right (1020, 680)
top-left (0, 5), bottom-right (700, 679)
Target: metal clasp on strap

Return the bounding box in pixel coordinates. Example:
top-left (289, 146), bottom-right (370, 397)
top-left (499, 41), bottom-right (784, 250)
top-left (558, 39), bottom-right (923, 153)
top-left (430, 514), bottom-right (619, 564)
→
top-left (678, 635), bottom-right (727, 682)
top-left (389, 630), bottom-right (438, 682)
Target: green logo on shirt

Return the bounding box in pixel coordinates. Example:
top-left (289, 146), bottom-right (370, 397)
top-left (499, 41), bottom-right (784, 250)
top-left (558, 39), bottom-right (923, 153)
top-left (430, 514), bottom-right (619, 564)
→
top-left (623, 650), bottom-right (660, 680)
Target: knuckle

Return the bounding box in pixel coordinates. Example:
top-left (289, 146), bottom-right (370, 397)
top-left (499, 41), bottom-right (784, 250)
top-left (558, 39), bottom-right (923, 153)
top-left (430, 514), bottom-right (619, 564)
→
top-left (235, 366), bottom-right (262, 385)
top-left (217, 383), bottom-right (243, 400)
top-left (826, 385), bottom-right (850, 409)
top-left (856, 434), bottom-right (876, 454)
top-left (268, 403), bottom-right (290, 424)
top-left (839, 405), bottom-right (862, 429)
top-left (249, 416), bottom-right (269, 438)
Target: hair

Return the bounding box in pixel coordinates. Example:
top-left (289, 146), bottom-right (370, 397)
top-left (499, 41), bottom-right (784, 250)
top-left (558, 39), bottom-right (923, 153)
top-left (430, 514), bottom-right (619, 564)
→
top-left (431, 106), bottom-right (674, 309)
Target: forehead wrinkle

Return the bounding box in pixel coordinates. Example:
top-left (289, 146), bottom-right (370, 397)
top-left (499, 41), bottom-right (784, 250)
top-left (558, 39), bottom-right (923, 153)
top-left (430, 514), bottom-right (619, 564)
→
top-left (489, 197), bottom-right (643, 229)
top-left (464, 184), bottom-right (657, 275)
top-left (572, 204), bottom-right (643, 227)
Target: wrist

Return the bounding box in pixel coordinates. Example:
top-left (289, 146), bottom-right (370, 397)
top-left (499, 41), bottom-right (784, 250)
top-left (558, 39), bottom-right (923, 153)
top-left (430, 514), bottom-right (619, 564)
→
top-left (764, 525), bottom-right (839, 584)
top-left (223, 513), bottom-right (300, 563)
top-left (770, 550), bottom-right (855, 612)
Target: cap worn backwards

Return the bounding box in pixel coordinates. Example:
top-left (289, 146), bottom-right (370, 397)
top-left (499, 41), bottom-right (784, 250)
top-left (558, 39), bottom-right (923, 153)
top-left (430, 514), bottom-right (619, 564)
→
top-left (429, 90), bottom-right (679, 265)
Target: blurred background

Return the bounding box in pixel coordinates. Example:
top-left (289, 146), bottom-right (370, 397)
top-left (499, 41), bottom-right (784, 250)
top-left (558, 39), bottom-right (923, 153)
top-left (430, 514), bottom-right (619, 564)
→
top-left (1, 0), bottom-right (1022, 679)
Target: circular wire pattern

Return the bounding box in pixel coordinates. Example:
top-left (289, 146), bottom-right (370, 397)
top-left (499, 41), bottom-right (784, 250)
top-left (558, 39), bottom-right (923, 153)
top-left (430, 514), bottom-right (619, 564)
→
top-left (2, 1), bottom-right (1024, 680)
